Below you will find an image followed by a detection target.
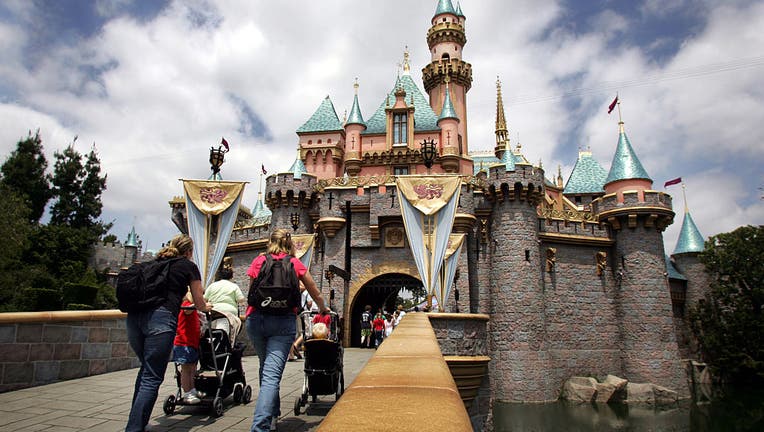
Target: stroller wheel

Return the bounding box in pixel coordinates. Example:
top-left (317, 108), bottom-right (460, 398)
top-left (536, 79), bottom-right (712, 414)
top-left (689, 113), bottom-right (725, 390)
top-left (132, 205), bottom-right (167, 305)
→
top-left (233, 383), bottom-right (243, 404)
top-left (294, 397), bottom-right (301, 416)
top-left (211, 397), bottom-right (224, 417)
top-left (163, 395), bottom-right (176, 415)
top-left (243, 385), bottom-right (253, 404)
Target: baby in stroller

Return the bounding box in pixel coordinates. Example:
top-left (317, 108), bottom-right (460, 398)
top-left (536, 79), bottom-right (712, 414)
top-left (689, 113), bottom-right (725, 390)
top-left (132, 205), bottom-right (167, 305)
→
top-left (294, 311), bottom-right (345, 415)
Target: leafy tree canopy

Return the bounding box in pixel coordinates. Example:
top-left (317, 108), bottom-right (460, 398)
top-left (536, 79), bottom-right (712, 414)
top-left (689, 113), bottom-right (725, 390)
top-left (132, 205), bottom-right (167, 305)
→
top-left (0, 130), bottom-right (51, 223)
top-left (692, 225), bottom-right (764, 385)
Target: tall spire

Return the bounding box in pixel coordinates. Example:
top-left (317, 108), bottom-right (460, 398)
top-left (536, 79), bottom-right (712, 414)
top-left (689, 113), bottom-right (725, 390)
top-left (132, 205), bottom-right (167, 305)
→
top-left (346, 78), bottom-right (365, 127)
top-left (495, 76), bottom-right (508, 146)
top-left (125, 226), bottom-right (139, 247)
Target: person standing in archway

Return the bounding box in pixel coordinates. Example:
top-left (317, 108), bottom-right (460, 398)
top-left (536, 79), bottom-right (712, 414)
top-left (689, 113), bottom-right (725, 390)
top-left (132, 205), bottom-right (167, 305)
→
top-left (360, 305), bottom-right (372, 348)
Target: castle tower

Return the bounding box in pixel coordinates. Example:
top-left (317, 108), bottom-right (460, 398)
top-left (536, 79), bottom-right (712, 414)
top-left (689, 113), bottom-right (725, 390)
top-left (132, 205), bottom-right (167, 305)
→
top-left (494, 77), bottom-right (509, 160)
top-left (592, 117), bottom-right (688, 395)
top-left (124, 226), bottom-right (139, 265)
top-left (264, 152), bottom-right (317, 235)
top-left (670, 185), bottom-right (709, 358)
top-left (437, 80), bottom-right (460, 173)
top-left (485, 161), bottom-right (550, 401)
top-left (344, 79), bottom-right (366, 176)
top-left (422, 0), bottom-right (472, 154)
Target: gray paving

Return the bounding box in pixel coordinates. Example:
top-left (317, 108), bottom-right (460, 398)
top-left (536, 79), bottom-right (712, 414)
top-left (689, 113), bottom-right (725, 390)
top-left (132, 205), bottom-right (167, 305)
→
top-left (0, 348), bottom-right (374, 432)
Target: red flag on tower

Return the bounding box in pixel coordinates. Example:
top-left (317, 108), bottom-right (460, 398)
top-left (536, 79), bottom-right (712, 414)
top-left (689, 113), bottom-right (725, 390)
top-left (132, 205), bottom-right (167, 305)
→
top-left (664, 177), bottom-right (682, 188)
top-left (608, 96), bottom-right (619, 114)
top-left (261, 164), bottom-right (267, 175)
top-left (221, 137), bottom-right (230, 151)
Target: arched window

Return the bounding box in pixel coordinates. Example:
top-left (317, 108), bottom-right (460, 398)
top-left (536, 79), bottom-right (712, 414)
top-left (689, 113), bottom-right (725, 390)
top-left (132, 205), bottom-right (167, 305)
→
top-left (441, 53), bottom-right (450, 61)
top-left (308, 140), bottom-right (313, 145)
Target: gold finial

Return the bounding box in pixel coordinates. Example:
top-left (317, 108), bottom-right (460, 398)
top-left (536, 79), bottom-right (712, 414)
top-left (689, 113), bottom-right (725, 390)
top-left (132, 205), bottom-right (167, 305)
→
top-left (538, 158), bottom-right (543, 169)
top-left (403, 45), bottom-right (410, 74)
top-left (354, 77), bottom-right (359, 94)
top-left (342, 109), bottom-right (347, 123)
top-left (495, 76), bottom-right (508, 148)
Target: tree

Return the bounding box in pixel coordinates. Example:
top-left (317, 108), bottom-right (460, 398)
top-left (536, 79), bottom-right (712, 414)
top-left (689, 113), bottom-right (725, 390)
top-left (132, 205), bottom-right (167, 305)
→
top-left (0, 131), bottom-right (51, 223)
top-left (691, 225), bottom-right (764, 385)
top-left (0, 185), bottom-right (33, 310)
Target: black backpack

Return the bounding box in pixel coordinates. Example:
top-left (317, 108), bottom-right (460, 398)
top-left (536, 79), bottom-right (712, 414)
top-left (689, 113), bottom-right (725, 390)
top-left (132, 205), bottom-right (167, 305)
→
top-left (248, 255), bottom-right (301, 315)
top-left (116, 258), bottom-right (181, 313)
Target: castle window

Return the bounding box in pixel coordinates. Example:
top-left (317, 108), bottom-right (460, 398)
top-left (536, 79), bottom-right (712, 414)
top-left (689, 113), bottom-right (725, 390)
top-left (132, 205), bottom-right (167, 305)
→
top-left (393, 113), bottom-right (408, 145)
top-left (327, 139), bottom-right (332, 144)
top-left (394, 166), bottom-right (409, 176)
top-left (575, 196), bottom-right (582, 204)
top-left (308, 140), bottom-right (312, 145)
top-left (442, 53), bottom-right (450, 61)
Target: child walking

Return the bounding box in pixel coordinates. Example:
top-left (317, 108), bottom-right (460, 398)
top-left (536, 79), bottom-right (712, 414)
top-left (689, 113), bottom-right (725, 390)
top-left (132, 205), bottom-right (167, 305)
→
top-left (174, 292), bottom-right (204, 404)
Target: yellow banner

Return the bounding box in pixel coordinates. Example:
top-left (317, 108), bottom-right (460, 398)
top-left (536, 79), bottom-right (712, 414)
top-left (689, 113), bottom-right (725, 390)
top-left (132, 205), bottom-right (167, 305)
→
top-left (291, 234), bottom-right (315, 260)
top-left (396, 176), bottom-right (461, 216)
top-left (445, 234), bottom-right (465, 259)
top-left (182, 180), bottom-right (246, 215)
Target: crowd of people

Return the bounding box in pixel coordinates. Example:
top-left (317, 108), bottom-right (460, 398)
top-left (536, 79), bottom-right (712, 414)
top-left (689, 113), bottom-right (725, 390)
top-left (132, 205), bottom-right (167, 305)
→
top-left (125, 229), bottom-right (414, 432)
top-left (360, 304), bottom-right (406, 349)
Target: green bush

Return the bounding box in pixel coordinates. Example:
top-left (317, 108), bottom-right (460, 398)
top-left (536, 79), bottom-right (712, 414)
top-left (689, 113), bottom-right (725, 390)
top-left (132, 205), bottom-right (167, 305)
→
top-left (62, 282), bottom-right (98, 307)
top-left (23, 288), bottom-right (62, 311)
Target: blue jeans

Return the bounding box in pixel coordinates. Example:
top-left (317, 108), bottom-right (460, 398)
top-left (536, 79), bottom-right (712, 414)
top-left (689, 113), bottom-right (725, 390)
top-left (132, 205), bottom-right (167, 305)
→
top-left (126, 307), bottom-right (177, 432)
top-left (247, 313), bottom-right (296, 432)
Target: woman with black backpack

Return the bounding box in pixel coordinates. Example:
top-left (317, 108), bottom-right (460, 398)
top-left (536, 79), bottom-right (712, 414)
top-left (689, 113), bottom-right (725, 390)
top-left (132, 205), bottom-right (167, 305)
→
top-left (125, 234), bottom-right (212, 432)
top-left (245, 228), bottom-right (329, 432)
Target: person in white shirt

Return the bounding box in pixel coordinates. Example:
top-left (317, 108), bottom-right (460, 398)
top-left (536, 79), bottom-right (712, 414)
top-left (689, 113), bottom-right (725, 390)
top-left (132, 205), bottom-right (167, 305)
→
top-left (204, 267), bottom-right (246, 343)
top-left (393, 305), bottom-right (406, 327)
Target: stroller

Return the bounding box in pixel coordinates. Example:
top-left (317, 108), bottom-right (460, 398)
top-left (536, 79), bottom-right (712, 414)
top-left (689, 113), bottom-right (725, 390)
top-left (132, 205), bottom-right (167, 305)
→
top-left (294, 310), bottom-right (344, 415)
top-left (163, 309), bottom-right (252, 417)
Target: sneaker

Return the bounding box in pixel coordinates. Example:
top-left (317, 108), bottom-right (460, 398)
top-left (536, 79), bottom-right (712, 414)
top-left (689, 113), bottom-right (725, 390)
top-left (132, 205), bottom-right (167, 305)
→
top-left (270, 417), bottom-right (278, 431)
top-left (182, 391), bottom-right (201, 404)
top-left (192, 388), bottom-right (206, 399)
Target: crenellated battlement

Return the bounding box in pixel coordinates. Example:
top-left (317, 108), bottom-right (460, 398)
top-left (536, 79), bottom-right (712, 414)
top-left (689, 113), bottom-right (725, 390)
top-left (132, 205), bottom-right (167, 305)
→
top-left (481, 165), bottom-right (546, 206)
top-left (592, 190), bottom-right (674, 231)
top-left (264, 172), bottom-right (319, 210)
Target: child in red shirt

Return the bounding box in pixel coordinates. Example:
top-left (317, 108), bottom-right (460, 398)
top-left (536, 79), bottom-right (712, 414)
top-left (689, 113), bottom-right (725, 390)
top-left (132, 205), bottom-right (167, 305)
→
top-left (174, 293), bottom-right (203, 404)
top-left (372, 313), bottom-right (386, 348)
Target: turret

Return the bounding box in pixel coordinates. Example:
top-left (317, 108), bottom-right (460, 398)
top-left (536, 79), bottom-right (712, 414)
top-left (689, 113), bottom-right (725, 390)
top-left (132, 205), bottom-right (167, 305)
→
top-left (591, 112), bottom-right (687, 396)
top-left (296, 96), bottom-right (345, 180)
top-left (264, 152), bottom-right (319, 235)
top-left (422, 0), bottom-right (472, 153)
top-left (437, 80), bottom-right (460, 173)
top-left (124, 226), bottom-right (140, 265)
top-left (344, 79), bottom-right (366, 176)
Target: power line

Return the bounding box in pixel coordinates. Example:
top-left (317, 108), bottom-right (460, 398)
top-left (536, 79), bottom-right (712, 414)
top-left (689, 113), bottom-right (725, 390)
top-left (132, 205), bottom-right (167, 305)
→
top-left (504, 55), bottom-right (764, 106)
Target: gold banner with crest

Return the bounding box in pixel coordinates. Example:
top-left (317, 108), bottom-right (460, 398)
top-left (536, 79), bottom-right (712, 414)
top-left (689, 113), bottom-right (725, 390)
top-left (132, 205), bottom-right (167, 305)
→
top-left (182, 180), bottom-right (246, 216)
top-left (396, 176), bottom-right (461, 216)
top-left (291, 234), bottom-right (315, 260)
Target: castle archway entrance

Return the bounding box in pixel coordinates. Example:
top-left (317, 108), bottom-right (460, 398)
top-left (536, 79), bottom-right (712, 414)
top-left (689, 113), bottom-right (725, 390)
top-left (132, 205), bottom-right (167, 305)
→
top-left (348, 273), bottom-right (423, 347)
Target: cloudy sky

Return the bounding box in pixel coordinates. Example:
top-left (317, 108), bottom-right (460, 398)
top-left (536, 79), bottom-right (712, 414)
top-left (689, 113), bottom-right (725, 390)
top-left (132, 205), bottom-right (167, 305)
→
top-left (1, 0), bottom-right (762, 254)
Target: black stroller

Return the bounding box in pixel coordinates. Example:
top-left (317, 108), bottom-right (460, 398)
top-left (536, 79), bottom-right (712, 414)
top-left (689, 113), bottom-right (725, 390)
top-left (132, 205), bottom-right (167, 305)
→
top-left (294, 310), bottom-right (344, 415)
top-left (164, 309), bottom-right (252, 417)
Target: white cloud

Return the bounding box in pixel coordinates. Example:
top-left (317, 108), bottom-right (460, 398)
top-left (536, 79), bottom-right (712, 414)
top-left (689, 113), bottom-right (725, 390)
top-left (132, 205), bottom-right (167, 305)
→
top-left (0, 0), bottom-right (762, 253)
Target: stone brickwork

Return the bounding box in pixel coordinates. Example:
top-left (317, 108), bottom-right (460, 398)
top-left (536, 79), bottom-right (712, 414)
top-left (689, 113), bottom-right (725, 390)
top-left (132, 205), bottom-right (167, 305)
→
top-left (0, 311), bottom-right (139, 393)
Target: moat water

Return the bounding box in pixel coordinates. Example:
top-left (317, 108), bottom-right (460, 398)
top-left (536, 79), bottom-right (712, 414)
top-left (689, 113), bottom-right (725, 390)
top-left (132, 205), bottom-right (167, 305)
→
top-left (493, 388), bottom-right (764, 432)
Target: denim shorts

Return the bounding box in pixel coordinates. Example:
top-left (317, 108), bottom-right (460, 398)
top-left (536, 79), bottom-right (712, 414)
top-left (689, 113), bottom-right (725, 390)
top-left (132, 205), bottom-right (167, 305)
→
top-left (173, 345), bottom-right (199, 364)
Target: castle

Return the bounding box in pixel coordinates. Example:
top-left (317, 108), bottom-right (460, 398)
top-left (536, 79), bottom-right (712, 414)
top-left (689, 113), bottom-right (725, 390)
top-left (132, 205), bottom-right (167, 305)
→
top-left (172, 0), bottom-right (708, 403)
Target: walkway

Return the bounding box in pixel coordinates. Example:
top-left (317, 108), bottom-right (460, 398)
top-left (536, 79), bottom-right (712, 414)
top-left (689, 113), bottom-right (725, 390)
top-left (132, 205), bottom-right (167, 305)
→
top-left (0, 348), bottom-right (374, 432)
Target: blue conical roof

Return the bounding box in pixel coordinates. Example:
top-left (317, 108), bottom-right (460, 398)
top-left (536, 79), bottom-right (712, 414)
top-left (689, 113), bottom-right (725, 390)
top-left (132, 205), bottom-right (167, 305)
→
top-left (674, 211), bottom-right (705, 254)
top-left (346, 93), bottom-right (365, 127)
top-left (605, 124), bottom-right (651, 185)
top-left (438, 85), bottom-right (458, 122)
top-left (297, 96), bottom-right (343, 133)
top-left (455, 2), bottom-right (465, 17)
top-left (288, 156), bottom-right (308, 180)
top-left (665, 255), bottom-right (687, 280)
top-left (564, 151), bottom-right (608, 194)
top-left (434, 0), bottom-right (456, 17)
top-left (125, 227), bottom-right (139, 247)
top-left (251, 197), bottom-right (272, 226)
